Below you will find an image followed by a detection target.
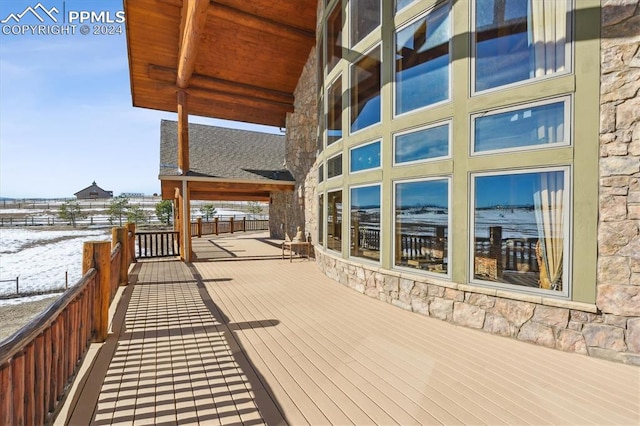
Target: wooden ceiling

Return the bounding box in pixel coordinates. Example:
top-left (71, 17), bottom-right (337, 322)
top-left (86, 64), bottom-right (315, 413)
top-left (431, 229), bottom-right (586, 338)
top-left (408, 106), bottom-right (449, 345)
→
top-left (124, 0), bottom-right (317, 127)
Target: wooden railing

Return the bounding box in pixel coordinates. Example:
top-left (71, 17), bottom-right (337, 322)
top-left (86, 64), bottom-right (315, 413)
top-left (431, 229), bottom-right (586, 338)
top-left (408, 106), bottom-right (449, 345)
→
top-left (0, 225), bottom-right (135, 425)
top-left (135, 231), bottom-right (180, 258)
top-left (190, 217), bottom-right (269, 237)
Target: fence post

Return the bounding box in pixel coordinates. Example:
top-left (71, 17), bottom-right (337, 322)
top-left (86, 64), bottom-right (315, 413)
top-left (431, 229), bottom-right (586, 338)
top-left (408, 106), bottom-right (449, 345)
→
top-left (112, 227), bottom-right (129, 286)
top-left (489, 226), bottom-right (503, 279)
top-left (214, 217), bottom-right (219, 235)
top-left (16, 276), bottom-right (19, 295)
top-left (243, 217), bottom-right (246, 232)
top-left (127, 223), bottom-right (137, 264)
top-left (230, 217), bottom-right (234, 234)
top-left (82, 241), bottom-right (110, 342)
top-left (197, 217), bottom-right (202, 238)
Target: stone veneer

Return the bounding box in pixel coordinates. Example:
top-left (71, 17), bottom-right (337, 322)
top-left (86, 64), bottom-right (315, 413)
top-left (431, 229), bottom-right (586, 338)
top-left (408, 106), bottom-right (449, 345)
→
top-left (295, 0), bottom-right (640, 365)
top-left (269, 47), bottom-right (318, 241)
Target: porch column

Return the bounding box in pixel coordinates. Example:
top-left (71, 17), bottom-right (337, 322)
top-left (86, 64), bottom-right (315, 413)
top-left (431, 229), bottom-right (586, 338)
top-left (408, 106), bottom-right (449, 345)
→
top-left (181, 180), bottom-right (192, 262)
top-left (177, 90), bottom-right (189, 175)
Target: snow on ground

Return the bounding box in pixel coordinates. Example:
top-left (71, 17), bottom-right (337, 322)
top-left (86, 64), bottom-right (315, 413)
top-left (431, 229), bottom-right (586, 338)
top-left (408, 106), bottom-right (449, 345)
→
top-left (0, 228), bottom-right (110, 304)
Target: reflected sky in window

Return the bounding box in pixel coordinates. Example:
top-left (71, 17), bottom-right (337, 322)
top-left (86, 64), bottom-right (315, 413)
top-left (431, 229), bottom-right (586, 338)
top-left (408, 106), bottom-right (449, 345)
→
top-left (351, 141), bottom-right (380, 172)
top-left (395, 123), bottom-right (449, 163)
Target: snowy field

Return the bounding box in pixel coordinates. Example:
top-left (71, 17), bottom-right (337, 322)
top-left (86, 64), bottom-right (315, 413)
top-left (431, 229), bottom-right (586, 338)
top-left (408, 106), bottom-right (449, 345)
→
top-left (0, 204), bottom-right (262, 306)
top-left (0, 228), bottom-right (111, 305)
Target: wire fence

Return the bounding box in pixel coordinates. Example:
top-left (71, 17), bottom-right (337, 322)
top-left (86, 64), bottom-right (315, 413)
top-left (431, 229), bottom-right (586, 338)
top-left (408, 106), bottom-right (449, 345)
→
top-left (0, 273), bottom-right (70, 299)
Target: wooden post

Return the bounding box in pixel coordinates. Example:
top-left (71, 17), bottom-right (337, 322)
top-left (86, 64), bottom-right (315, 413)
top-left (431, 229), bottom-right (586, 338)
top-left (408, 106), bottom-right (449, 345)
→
top-left (489, 226), bottom-right (503, 279)
top-left (112, 227), bottom-right (129, 286)
top-left (197, 217), bottom-right (202, 238)
top-left (214, 217), bottom-right (219, 235)
top-left (82, 241), bottom-right (111, 342)
top-left (243, 217), bottom-right (246, 232)
top-left (177, 90), bottom-right (189, 174)
top-left (127, 223), bottom-right (137, 264)
top-left (230, 217), bottom-right (234, 234)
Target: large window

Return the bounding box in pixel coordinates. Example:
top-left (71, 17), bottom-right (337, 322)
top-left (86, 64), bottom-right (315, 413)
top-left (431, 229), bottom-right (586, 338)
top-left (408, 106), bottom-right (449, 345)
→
top-left (350, 140), bottom-right (381, 173)
top-left (351, 46), bottom-right (381, 133)
top-left (351, 0), bottom-right (380, 46)
top-left (327, 190), bottom-right (343, 253)
top-left (326, 3), bottom-right (343, 74)
top-left (350, 185), bottom-right (381, 261)
top-left (394, 122), bottom-right (450, 165)
top-left (327, 77), bottom-right (343, 145)
top-left (474, 0), bottom-right (570, 92)
top-left (395, 0), bottom-right (417, 13)
top-left (395, 179), bottom-right (449, 275)
top-left (395, 3), bottom-right (450, 115)
top-left (472, 169), bottom-right (569, 295)
top-left (327, 154), bottom-right (343, 179)
top-left (473, 98), bottom-right (569, 154)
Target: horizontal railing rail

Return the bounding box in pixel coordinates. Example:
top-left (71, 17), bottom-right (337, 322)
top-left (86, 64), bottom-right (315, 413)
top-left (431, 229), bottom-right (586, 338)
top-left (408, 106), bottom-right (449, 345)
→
top-left (190, 218), bottom-right (269, 238)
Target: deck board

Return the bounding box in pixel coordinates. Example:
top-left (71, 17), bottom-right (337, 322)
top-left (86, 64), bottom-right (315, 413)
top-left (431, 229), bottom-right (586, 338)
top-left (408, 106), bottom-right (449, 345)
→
top-left (64, 232), bottom-right (640, 426)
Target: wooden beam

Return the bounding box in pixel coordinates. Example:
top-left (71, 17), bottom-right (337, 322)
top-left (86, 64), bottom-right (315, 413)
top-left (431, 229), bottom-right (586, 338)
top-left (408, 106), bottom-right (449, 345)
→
top-left (177, 0), bottom-right (210, 89)
top-left (177, 90), bottom-right (189, 174)
top-left (208, 2), bottom-right (315, 42)
top-left (148, 64), bottom-right (294, 106)
top-left (190, 191), bottom-right (271, 202)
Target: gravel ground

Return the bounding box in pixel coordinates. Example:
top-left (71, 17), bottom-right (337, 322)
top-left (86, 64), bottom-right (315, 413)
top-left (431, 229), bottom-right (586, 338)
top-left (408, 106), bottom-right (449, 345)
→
top-left (0, 296), bottom-right (60, 342)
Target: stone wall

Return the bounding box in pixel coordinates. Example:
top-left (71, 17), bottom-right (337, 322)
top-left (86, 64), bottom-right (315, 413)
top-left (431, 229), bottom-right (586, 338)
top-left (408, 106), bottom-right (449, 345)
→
top-left (269, 47), bottom-right (318, 240)
top-left (299, 0), bottom-right (640, 364)
top-left (596, 0), bottom-right (640, 359)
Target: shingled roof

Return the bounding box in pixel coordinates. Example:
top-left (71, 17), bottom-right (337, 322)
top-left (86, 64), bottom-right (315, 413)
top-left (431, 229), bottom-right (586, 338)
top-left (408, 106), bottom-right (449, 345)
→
top-left (159, 120), bottom-right (293, 182)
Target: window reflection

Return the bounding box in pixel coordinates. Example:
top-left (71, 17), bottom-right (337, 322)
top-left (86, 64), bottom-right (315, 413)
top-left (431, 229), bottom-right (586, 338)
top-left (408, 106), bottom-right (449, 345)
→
top-left (395, 179), bottom-right (449, 274)
top-left (351, 47), bottom-right (381, 133)
top-left (327, 190), bottom-right (343, 253)
top-left (395, 4), bottom-right (450, 114)
top-left (350, 141), bottom-right (380, 172)
top-left (319, 194), bottom-right (324, 246)
top-left (326, 4), bottom-right (342, 74)
top-left (351, 185), bottom-right (381, 261)
top-left (473, 171), bottom-right (566, 292)
top-left (394, 123), bottom-right (449, 164)
top-left (327, 154), bottom-right (343, 179)
top-left (475, 0), bottom-right (569, 91)
top-left (351, 0), bottom-right (380, 46)
top-left (327, 78), bottom-right (342, 145)
top-left (474, 100), bottom-right (567, 153)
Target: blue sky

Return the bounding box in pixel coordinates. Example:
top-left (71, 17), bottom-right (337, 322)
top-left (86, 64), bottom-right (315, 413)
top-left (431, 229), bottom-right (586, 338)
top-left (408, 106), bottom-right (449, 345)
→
top-left (0, 0), bottom-right (279, 199)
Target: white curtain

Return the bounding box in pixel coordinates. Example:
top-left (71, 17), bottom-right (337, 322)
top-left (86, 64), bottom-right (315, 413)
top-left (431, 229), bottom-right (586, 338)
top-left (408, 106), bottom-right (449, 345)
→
top-left (534, 172), bottom-right (565, 290)
top-left (529, 0), bottom-right (568, 78)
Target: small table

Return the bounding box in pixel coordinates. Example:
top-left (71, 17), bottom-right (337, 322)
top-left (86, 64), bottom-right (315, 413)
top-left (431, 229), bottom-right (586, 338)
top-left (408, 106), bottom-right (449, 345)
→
top-left (282, 240), bottom-right (311, 262)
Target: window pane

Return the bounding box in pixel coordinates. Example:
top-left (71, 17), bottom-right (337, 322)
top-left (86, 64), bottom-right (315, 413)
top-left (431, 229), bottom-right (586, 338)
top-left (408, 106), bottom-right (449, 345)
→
top-left (319, 194), bottom-right (324, 246)
top-left (474, 101), bottom-right (566, 152)
top-left (475, 0), bottom-right (569, 91)
top-left (327, 190), bottom-right (342, 252)
top-left (327, 154), bottom-right (343, 178)
top-left (326, 4), bottom-right (342, 74)
top-left (473, 171), bottom-right (566, 293)
top-left (395, 4), bottom-right (450, 114)
top-left (327, 78), bottom-right (342, 145)
top-left (395, 123), bottom-right (449, 164)
top-left (317, 95), bottom-right (324, 152)
top-left (395, 179), bottom-right (448, 274)
top-left (351, 0), bottom-right (380, 46)
top-left (350, 141), bottom-right (381, 172)
top-left (395, 0), bottom-right (416, 13)
top-left (351, 47), bottom-right (381, 132)
top-left (318, 164), bottom-right (324, 183)
top-left (351, 185), bottom-right (381, 261)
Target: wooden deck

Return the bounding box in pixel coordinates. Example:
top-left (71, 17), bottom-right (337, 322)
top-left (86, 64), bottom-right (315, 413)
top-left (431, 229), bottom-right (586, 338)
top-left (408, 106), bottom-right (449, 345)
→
top-left (63, 232), bottom-right (640, 425)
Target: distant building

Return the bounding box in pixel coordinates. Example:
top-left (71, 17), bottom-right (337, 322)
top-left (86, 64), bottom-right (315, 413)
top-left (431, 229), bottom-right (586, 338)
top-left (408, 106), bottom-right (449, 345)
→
top-left (74, 181), bottom-right (113, 200)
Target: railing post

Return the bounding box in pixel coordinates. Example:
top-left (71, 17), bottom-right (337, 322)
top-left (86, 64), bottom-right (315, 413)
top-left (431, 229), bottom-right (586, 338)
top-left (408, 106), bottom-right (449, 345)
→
top-left (197, 217), bottom-right (202, 238)
top-left (214, 217), bottom-right (219, 235)
top-left (230, 217), bottom-right (234, 234)
top-left (112, 227), bottom-right (129, 286)
top-left (82, 241), bottom-right (110, 342)
top-left (489, 226), bottom-right (503, 279)
top-left (127, 223), bottom-right (137, 264)
top-left (243, 217), bottom-right (246, 232)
